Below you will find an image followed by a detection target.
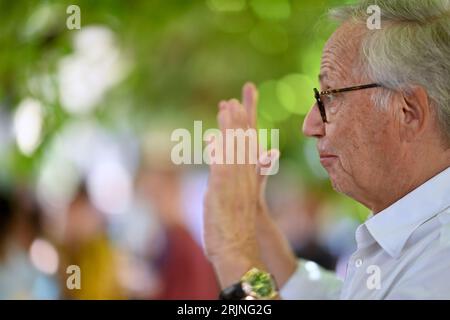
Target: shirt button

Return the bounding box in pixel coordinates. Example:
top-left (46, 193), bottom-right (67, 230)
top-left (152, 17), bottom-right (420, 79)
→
top-left (355, 259), bottom-right (363, 267)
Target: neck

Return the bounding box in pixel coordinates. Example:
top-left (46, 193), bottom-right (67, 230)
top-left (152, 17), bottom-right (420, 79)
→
top-left (370, 156), bottom-right (450, 215)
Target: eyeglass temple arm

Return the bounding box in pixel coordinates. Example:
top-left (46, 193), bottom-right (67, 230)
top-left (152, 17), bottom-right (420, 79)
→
top-left (321, 83), bottom-right (381, 95)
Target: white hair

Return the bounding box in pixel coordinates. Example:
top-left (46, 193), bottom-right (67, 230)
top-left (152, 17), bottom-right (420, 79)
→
top-left (329, 0), bottom-right (450, 141)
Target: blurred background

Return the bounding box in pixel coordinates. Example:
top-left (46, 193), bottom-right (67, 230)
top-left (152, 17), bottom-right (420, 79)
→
top-left (0, 0), bottom-right (370, 299)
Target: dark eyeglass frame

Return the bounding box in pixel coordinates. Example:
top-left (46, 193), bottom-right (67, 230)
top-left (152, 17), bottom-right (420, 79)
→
top-left (313, 83), bottom-right (381, 123)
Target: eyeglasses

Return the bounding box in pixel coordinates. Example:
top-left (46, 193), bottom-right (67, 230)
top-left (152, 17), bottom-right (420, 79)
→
top-left (313, 83), bottom-right (381, 123)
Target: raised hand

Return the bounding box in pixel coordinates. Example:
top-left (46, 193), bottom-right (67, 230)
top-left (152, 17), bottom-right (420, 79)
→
top-left (203, 82), bottom-right (296, 289)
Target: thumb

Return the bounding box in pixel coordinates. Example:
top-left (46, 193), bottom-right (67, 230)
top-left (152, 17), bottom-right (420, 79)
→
top-left (256, 149), bottom-right (280, 195)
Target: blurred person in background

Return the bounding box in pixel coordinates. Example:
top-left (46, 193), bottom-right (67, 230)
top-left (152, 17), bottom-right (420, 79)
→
top-left (60, 183), bottom-right (125, 299)
top-left (0, 187), bottom-right (59, 299)
top-left (137, 140), bottom-right (219, 299)
top-left (0, 189), bottom-right (14, 267)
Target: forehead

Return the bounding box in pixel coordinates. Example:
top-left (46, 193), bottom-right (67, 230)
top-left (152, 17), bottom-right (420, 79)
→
top-left (320, 23), bottom-right (366, 82)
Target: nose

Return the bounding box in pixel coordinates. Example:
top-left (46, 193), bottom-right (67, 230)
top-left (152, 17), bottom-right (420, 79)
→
top-left (302, 103), bottom-right (326, 138)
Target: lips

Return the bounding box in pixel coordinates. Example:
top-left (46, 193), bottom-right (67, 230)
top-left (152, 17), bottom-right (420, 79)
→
top-left (319, 153), bottom-right (338, 167)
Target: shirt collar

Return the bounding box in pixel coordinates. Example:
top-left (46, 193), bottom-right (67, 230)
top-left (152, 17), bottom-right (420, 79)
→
top-left (363, 166), bottom-right (450, 258)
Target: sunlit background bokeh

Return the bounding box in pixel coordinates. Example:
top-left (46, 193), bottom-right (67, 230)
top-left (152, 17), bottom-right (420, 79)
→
top-left (0, 0), bottom-right (369, 299)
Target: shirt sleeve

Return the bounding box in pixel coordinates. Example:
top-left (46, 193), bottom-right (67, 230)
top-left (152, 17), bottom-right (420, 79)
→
top-left (279, 259), bottom-right (343, 300)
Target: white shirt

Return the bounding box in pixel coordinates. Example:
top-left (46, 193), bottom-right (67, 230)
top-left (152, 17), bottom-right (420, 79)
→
top-left (280, 166), bottom-right (450, 299)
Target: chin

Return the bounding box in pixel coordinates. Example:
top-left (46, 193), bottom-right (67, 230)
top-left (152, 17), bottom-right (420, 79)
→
top-left (329, 174), bottom-right (346, 194)
top-left (330, 180), bottom-right (342, 193)
top-left (330, 177), bottom-right (362, 203)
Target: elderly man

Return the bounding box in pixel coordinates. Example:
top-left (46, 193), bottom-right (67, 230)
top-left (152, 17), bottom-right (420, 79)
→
top-left (203, 0), bottom-right (450, 300)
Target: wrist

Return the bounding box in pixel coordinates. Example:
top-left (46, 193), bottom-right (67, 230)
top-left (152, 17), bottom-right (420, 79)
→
top-left (211, 250), bottom-right (265, 289)
top-left (254, 207), bottom-right (298, 287)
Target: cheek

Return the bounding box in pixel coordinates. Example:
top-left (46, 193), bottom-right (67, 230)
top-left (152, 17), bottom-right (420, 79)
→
top-left (336, 116), bottom-right (397, 183)
top-left (335, 127), bottom-right (368, 176)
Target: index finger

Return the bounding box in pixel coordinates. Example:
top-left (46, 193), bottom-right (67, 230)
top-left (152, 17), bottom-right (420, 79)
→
top-left (242, 82), bottom-right (258, 129)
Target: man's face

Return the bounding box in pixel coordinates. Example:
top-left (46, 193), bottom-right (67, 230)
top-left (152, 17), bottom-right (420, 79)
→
top-left (302, 23), bottom-right (403, 208)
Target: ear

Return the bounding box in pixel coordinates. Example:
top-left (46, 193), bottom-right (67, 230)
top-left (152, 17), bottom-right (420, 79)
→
top-left (399, 86), bottom-right (430, 142)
